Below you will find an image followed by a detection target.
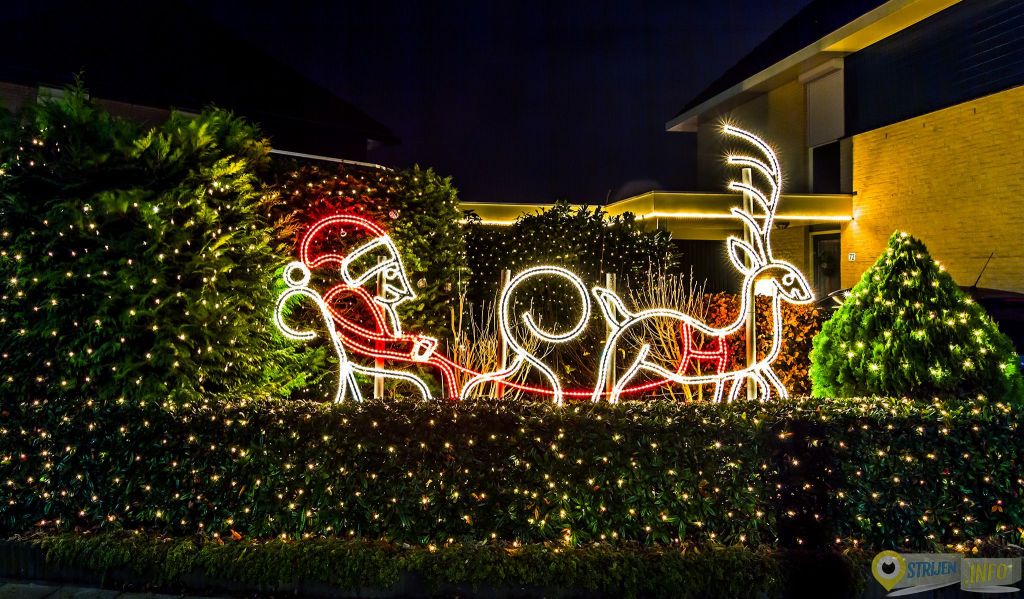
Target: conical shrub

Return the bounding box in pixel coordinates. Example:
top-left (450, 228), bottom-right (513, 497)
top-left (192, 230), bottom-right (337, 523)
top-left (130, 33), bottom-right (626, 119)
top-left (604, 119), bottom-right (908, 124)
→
top-left (810, 231), bottom-right (1022, 401)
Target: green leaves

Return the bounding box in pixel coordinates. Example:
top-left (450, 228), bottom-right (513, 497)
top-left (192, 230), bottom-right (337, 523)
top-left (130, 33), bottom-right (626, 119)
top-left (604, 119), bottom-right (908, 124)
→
top-left (810, 232), bottom-right (1023, 402)
top-left (0, 85), bottom-right (305, 407)
top-left (32, 530), bottom-right (803, 598)
top-left (2, 395), bottom-right (1021, 553)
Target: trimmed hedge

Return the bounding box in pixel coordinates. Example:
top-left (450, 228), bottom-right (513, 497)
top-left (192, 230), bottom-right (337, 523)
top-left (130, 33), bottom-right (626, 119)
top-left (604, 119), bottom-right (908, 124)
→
top-left (2, 396), bottom-right (1021, 551)
top-left (27, 531), bottom-right (859, 598)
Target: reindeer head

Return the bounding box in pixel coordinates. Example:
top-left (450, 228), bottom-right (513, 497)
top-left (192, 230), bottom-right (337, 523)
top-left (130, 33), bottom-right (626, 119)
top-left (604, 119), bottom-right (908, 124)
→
top-left (723, 125), bottom-right (814, 305)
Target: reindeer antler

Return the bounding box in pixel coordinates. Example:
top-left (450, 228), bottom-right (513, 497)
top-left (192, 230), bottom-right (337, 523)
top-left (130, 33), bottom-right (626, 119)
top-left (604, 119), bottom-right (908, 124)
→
top-left (722, 125), bottom-right (783, 263)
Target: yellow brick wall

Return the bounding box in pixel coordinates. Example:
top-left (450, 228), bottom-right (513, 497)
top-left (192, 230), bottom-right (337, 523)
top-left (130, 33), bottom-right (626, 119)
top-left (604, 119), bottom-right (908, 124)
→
top-left (697, 80), bottom-right (809, 192)
top-left (845, 85), bottom-right (1024, 293)
top-left (771, 226), bottom-right (808, 272)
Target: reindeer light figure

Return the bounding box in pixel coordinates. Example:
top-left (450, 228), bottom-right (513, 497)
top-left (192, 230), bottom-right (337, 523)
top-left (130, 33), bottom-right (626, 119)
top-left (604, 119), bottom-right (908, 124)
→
top-left (590, 125), bottom-right (814, 403)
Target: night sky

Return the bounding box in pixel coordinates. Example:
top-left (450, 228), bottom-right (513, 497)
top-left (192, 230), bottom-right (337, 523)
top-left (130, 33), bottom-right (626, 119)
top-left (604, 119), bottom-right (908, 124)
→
top-left (7, 0), bottom-right (812, 204)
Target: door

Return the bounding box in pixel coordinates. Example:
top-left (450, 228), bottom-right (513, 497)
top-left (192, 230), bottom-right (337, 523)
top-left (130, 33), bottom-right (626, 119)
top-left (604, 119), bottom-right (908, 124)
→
top-left (812, 233), bottom-right (841, 299)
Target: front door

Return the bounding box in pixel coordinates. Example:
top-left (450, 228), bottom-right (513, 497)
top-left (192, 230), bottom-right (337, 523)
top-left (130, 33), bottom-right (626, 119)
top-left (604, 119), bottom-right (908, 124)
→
top-left (813, 233), bottom-right (841, 299)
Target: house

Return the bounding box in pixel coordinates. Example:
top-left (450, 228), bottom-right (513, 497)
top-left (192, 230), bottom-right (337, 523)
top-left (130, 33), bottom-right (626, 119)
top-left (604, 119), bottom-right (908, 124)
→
top-left (0, 0), bottom-right (397, 163)
top-left (667, 0), bottom-right (1024, 296)
top-left (470, 0), bottom-right (1024, 300)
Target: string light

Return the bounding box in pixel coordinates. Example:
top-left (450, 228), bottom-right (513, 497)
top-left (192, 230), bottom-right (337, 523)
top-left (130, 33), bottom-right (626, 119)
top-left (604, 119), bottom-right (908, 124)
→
top-left (278, 128), bottom-right (812, 403)
top-left (461, 266), bottom-right (591, 404)
top-left (590, 125), bottom-right (813, 403)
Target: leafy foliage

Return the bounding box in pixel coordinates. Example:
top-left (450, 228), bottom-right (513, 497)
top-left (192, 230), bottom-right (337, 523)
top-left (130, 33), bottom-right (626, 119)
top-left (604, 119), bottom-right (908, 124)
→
top-left (269, 161), bottom-right (469, 342)
top-left (33, 531), bottom-right (811, 598)
top-left (702, 294), bottom-right (821, 397)
top-left (0, 87), bottom-right (307, 406)
top-left (810, 231), bottom-right (1023, 401)
top-left (2, 394), bottom-right (1020, 551)
top-left (464, 201), bottom-right (676, 304)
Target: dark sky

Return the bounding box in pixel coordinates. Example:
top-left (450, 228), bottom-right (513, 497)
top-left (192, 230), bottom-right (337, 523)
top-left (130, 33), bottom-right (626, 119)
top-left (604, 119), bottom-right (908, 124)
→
top-left (8, 0), bottom-right (813, 204)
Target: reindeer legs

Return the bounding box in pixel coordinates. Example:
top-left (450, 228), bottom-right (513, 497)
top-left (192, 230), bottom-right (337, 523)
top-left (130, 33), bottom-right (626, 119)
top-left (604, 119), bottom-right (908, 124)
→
top-left (762, 367), bottom-right (789, 400)
top-left (606, 345), bottom-right (652, 404)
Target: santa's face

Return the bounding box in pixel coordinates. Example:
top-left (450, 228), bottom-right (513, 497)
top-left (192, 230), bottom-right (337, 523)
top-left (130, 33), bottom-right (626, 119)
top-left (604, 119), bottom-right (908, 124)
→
top-left (340, 236), bottom-right (415, 306)
top-left (377, 257), bottom-right (414, 305)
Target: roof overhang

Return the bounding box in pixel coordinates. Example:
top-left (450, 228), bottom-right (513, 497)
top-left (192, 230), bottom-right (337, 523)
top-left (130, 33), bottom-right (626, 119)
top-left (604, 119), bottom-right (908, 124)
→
top-left (666, 0), bottom-right (960, 133)
top-left (462, 192), bottom-right (853, 239)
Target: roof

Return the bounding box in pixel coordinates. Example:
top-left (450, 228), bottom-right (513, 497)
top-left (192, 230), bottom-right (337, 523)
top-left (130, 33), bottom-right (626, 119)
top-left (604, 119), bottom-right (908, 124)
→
top-left (675, 0), bottom-right (888, 117)
top-left (461, 191), bottom-right (853, 240)
top-left (0, 0), bottom-right (399, 156)
top-left (667, 0), bottom-right (959, 131)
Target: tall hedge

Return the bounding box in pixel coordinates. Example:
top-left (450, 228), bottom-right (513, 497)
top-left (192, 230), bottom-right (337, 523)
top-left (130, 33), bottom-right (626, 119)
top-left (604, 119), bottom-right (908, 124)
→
top-left (0, 89), bottom-right (306, 405)
top-left (3, 394), bottom-right (1020, 551)
top-left (810, 231), bottom-right (1022, 401)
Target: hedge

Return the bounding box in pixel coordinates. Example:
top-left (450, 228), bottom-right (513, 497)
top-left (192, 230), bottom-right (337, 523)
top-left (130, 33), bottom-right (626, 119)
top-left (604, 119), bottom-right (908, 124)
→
top-left (24, 531), bottom-right (813, 598)
top-left (2, 395), bottom-right (1020, 552)
top-left (0, 87), bottom-right (309, 406)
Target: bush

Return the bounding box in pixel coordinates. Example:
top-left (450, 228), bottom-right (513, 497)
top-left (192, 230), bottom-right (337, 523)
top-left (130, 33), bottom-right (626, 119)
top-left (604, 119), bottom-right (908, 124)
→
top-left (703, 294), bottom-right (820, 397)
top-left (2, 394), bottom-right (1020, 551)
top-left (269, 162), bottom-right (469, 342)
top-left (810, 231), bottom-right (1023, 401)
top-left (464, 201), bottom-right (676, 304)
top-left (0, 88), bottom-right (306, 405)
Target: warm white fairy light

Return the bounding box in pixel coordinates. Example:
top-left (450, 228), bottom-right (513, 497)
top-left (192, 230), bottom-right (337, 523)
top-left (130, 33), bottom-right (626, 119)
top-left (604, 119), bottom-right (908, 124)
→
top-left (589, 125), bottom-right (813, 403)
top-left (460, 266), bottom-right (591, 404)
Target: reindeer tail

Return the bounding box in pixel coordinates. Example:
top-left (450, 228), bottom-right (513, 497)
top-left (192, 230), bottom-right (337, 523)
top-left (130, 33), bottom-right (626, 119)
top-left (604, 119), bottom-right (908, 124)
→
top-left (592, 287), bottom-right (633, 330)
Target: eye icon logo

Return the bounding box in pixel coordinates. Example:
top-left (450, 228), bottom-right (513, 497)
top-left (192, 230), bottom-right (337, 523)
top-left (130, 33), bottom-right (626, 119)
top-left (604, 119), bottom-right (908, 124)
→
top-left (872, 550), bottom-right (907, 591)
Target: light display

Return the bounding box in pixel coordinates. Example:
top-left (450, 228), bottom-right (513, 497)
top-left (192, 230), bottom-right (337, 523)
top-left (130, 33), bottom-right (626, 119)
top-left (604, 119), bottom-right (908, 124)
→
top-left (277, 214), bottom-right (446, 401)
top-left (276, 126), bottom-right (813, 402)
top-left (460, 266), bottom-right (592, 405)
top-left (275, 260), bottom-right (434, 402)
top-left (587, 125), bottom-right (813, 402)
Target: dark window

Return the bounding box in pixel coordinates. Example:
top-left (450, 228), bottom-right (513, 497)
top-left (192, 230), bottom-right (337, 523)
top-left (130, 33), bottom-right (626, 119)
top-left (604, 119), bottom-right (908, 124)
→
top-left (672, 239), bottom-right (739, 294)
top-left (812, 142), bottom-right (841, 194)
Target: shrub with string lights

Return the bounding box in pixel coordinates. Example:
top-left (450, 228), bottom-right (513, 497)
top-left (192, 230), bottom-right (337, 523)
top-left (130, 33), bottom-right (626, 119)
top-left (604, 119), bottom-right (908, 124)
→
top-left (2, 394), bottom-right (1021, 551)
top-left (464, 201), bottom-right (676, 304)
top-left (269, 162), bottom-right (469, 343)
top-left (810, 231), bottom-right (1023, 401)
top-left (0, 88), bottom-right (308, 405)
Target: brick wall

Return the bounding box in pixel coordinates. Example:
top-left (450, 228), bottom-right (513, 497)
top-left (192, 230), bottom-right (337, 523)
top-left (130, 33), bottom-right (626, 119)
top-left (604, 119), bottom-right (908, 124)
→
top-left (845, 85), bottom-right (1024, 293)
top-left (771, 226), bottom-right (808, 273)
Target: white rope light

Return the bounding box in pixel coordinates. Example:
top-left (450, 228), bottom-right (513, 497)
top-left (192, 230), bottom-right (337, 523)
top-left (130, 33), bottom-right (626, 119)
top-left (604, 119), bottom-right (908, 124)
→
top-left (339, 236), bottom-right (413, 336)
top-left (589, 125), bottom-right (814, 403)
top-left (460, 266), bottom-right (591, 405)
top-left (273, 126), bottom-right (812, 404)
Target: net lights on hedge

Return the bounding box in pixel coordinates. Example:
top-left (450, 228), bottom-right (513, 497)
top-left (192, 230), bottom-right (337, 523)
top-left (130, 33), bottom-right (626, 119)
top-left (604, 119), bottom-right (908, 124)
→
top-left (275, 126), bottom-right (813, 402)
top-left (461, 266), bottom-right (591, 405)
